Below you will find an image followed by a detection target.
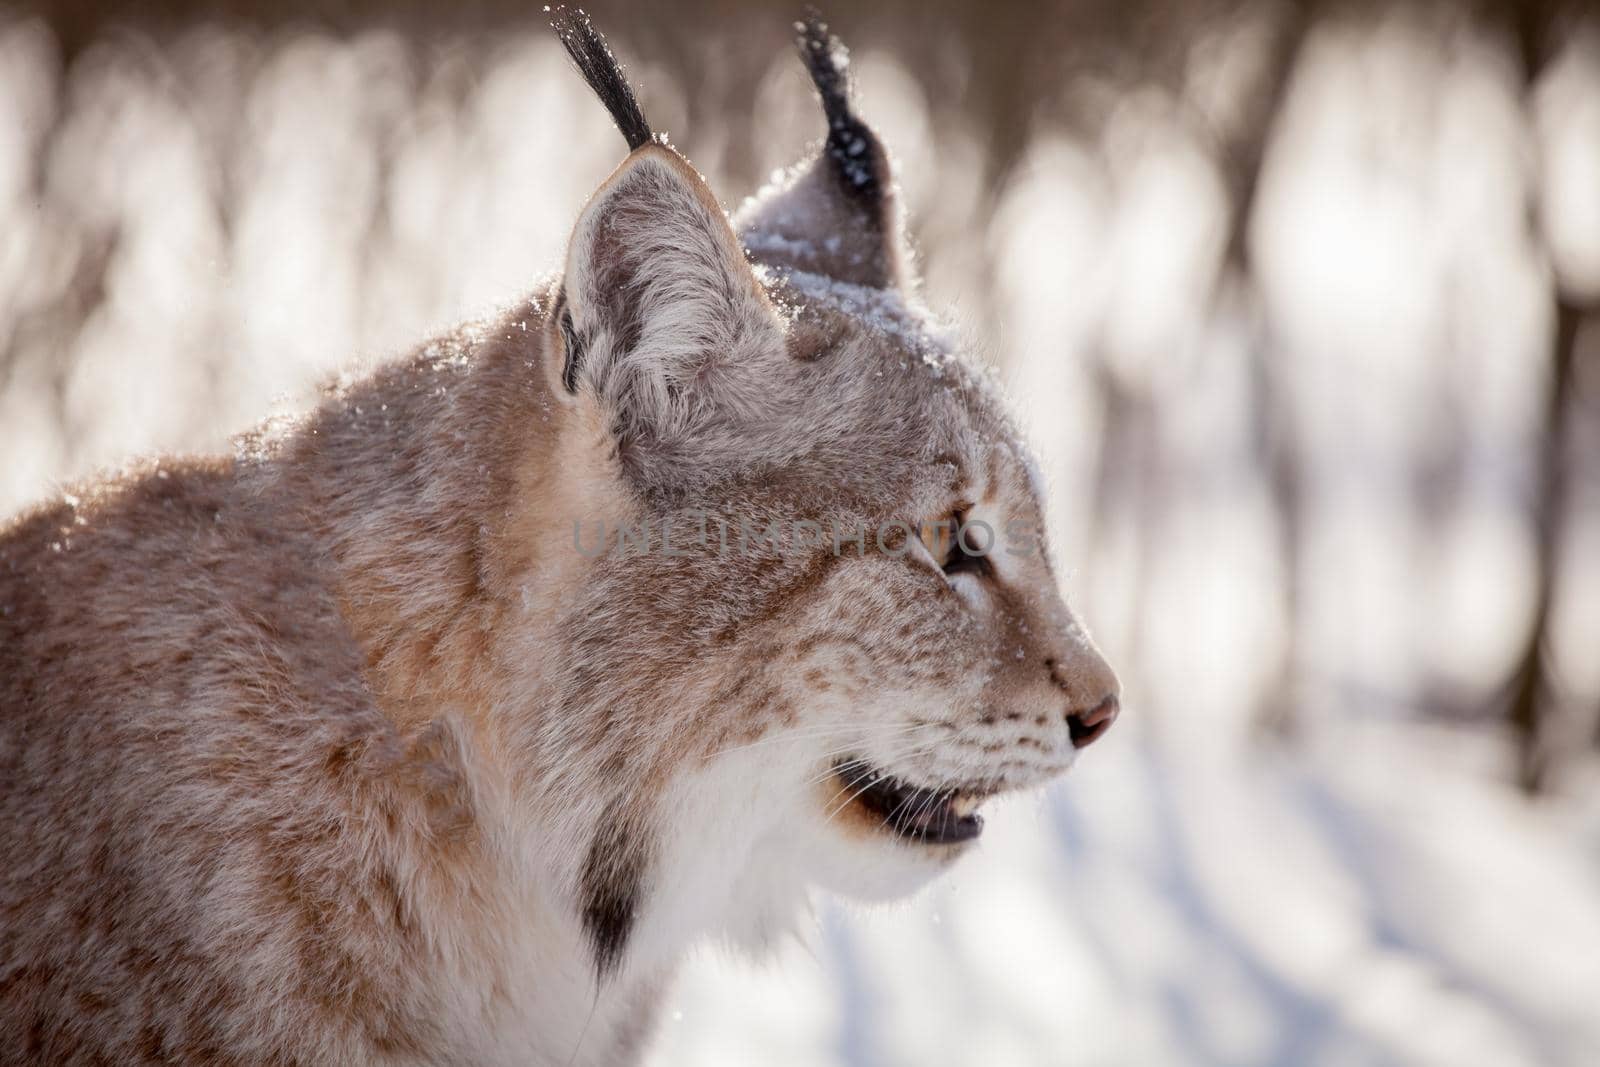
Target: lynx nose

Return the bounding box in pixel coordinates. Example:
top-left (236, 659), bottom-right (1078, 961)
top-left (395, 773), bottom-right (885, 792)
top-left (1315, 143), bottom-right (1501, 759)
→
top-left (1066, 694), bottom-right (1119, 749)
top-left (1046, 646), bottom-right (1120, 749)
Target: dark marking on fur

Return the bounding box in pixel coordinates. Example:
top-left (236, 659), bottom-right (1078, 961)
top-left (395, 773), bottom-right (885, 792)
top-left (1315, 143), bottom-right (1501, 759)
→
top-left (551, 7), bottom-right (653, 151)
top-left (580, 802), bottom-right (649, 979)
top-left (558, 297), bottom-right (583, 395)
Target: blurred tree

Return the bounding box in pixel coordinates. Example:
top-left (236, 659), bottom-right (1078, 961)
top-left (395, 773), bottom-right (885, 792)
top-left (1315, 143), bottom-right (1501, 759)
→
top-left (1204, 0), bottom-right (1315, 739)
top-left (1502, 0), bottom-right (1596, 793)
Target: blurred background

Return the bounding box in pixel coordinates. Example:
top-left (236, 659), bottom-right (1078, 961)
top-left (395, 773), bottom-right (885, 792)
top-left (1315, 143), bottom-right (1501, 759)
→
top-left (2, 0), bottom-right (1599, 1063)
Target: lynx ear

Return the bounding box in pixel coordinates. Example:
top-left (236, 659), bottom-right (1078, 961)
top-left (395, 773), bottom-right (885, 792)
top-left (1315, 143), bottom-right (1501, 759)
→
top-left (559, 144), bottom-right (786, 478)
top-left (736, 12), bottom-right (909, 290)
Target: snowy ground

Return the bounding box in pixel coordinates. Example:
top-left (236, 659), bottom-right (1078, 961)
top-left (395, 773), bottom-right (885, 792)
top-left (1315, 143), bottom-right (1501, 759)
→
top-left (653, 721), bottom-right (1600, 1067)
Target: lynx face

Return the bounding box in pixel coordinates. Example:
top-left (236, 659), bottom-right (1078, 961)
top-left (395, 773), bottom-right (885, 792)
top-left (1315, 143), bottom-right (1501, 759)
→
top-left (679, 315), bottom-right (1119, 906)
top-left (541, 210), bottom-right (1117, 915)
top-left (531, 15), bottom-right (1119, 970)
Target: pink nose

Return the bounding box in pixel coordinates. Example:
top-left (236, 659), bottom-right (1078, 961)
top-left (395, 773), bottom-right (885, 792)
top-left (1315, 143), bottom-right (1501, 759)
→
top-left (1066, 694), bottom-right (1119, 749)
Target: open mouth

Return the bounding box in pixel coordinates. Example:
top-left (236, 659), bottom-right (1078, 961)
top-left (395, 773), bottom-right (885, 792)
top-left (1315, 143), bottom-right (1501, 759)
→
top-left (832, 758), bottom-right (990, 846)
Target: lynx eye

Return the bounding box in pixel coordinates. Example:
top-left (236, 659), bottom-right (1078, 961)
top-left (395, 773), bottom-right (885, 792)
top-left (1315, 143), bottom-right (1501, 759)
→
top-left (918, 508), bottom-right (992, 579)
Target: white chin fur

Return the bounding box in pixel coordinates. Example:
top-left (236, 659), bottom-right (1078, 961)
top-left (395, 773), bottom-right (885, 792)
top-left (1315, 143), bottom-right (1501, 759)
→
top-left (671, 744), bottom-right (971, 962)
top-left (795, 808), bottom-right (968, 903)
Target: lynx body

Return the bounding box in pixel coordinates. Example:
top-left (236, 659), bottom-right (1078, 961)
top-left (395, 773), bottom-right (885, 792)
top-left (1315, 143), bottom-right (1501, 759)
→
top-left (0, 14), bottom-right (1117, 1064)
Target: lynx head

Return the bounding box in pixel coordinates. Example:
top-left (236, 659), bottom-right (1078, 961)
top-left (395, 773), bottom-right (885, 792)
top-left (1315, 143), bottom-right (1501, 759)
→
top-left (530, 11), bottom-right (1117, 977)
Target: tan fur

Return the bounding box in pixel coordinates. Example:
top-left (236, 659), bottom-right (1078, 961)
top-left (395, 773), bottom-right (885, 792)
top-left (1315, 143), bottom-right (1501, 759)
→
top-left (1, 119), bottom-right (1115, 1066)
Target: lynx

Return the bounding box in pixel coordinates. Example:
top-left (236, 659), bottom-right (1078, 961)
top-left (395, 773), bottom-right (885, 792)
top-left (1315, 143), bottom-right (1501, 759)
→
top-left (0, 11), bottom-right (1118, 1064)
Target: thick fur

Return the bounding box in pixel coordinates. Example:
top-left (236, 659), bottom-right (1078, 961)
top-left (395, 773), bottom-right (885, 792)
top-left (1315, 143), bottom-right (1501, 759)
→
top-left (0, 22), bottom-right (1118, 1067)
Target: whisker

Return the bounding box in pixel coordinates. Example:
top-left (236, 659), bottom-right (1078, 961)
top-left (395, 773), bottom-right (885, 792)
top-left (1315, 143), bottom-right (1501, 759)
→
top-left (701, 721), bottom-right (910, 762)
top-left (817, 734), bottom-right (946, 825)
top-left (799, 723), bottom-right (946, 790)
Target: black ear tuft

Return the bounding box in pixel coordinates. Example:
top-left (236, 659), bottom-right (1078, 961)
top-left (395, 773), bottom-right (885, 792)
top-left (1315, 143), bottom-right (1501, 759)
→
top-left (737, 9), bottom-right (905, 288)
top-left (551, 6), bottom-right (653, 152)
top-left (796, 9), bottom-right (884, 201)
